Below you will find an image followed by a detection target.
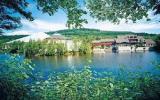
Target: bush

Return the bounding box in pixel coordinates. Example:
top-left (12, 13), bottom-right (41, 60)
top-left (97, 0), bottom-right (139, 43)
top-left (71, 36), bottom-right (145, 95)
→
top-left (31, 66), bottom-right (160, 100)
top-left (0, 55), bottom-right (34, 99)
top-left (0, 55), bottom-right (160, 100)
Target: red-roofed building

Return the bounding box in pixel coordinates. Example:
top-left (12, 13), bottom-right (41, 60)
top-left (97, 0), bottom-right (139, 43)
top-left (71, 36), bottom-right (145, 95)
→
top-left (92, 39), bottom-right (115, 49)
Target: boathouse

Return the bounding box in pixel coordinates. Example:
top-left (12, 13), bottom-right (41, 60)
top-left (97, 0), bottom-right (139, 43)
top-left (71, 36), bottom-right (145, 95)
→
top-left (145, 39), bottom-right (156, 47)
top-left (92, 39), bottom-right (115, 49)
top-left (91, 39), bottom-right (116, 53)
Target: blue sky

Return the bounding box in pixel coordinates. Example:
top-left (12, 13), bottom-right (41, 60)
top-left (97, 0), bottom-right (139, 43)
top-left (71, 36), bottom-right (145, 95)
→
top-left (8, 0), bottom-right (160, 35)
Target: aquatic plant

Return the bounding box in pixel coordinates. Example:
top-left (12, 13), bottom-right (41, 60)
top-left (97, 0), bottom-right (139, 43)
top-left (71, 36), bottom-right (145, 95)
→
top-left (0, 55), bottom-right (160, 100)
top-left (0, 55), bottom-right (34, 100)
top-left (31, 66), bottom-right (160, 100)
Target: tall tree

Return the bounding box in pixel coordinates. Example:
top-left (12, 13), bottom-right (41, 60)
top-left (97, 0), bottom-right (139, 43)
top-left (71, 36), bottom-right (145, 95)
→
top-left (155, 35), bottom-right (160, 50)
top-left (86, 0), bottom-right (160, 23)
top-left (1, 0), bottom-right (159, 33)
top-left (0, 0), bottom-right (87, 33)
top-left (36, 0), bottom-right (87, 29)
top-left (0, 0), bottom-right (34, 33)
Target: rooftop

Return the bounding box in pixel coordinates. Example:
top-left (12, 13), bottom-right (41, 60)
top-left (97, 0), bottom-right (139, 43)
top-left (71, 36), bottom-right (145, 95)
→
top-left (116, 35), bottom-right (145, 43)
top-left (145, 39), bottom-right (156, 44)
top-left (92, 38), bottom-right (115, 43)
top-left (48, 33), bottom-right (67, 40)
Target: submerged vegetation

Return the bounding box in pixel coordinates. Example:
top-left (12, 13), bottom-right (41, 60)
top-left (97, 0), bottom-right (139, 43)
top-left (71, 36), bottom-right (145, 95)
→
top-left (0, 55), bottom-right (160, 100)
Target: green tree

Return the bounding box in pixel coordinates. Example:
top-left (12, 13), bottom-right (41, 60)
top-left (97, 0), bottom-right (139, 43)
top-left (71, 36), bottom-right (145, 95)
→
top-left (0, 0), bottom-right (87, 33)
top-left (86, 0), bottom-right (160, 23)
top-left (45, 42), bottom-right (56, 56)
top-left (0, 0), bottom-right (34, 33)
top-left (37, 0), bottom-right (87, 29)
top-left (155, 35), bottom-right (160, 50)
top-left (0, 55), bottom-right (34, 100)
top-left (79, 41), bottom-right (92, 54)
top-left (56, 43), bottom-right (67, 55)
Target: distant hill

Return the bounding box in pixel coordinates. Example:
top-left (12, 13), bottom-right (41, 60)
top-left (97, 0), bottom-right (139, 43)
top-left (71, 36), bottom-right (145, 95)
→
top-left (0, 35), bottom-right (27, 44)
top-left (47, 28), bottom-right (133, 36)
top-left (47, 28), bottom-right (157, 39)
top-left (0, 29), bottom-right (158, 44)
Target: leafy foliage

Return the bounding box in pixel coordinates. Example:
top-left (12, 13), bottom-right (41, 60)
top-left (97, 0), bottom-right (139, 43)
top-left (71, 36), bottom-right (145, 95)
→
top-left (0, 0), bottom-right (87, 33)
top-left (37, 0), bottom-right (87, 29)
top-left (0, 35), bottom-right (27, 44)
top-left (22, 41), bottom-right (67, 56)
top-left (86, 0), bottom-right (160, 23)
top-left (0, 55), bottom-right (160, 99)
top-left (1, 41), bottom-right (71, 56)
top-left (155, 35), bottom-right (160, 50)
top-left (0, 38), bottom-right (92, 56)
top-left (0, 55), bottom-right (34, 100)
top-left (79, 39), bottom-right (92, 54)
top-left (31, 66), bottom-right (160, 100)
top-left (0, 0), bottom-right (34, 32)
top-left (0, 55), bottom-right (34, 80)
top-left (0, 35), bottom-right (27, 53)
top-left (1, 0), bottom-right (160, 33)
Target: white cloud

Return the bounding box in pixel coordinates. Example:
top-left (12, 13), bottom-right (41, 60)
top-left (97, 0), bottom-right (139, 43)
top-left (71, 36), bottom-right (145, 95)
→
top-left (6, 30), bottom-right (34, 35)
top-left (8, 18), bottom-right (160, 35)
top-left (83, 10), bottom-right (160, 34)
top-left (84, 21), bottom-right (160, 33)
top-left (22, 19), bottom-right (67, 32)
top-left (129, 23), bottom-right (160, 31)
top-left (7, 19), bottom-right (67, 35)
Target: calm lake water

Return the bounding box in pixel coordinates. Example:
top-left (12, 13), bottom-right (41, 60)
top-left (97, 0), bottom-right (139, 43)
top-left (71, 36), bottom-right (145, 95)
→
top-left (31, 51), bottom-right (160, 75)
top-left (1, 51), bottom-right (160, 75)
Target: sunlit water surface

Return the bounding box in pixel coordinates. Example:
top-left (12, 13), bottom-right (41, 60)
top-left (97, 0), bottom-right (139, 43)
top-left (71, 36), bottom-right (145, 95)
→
top-left (1, 51), bottom-right (160, 76)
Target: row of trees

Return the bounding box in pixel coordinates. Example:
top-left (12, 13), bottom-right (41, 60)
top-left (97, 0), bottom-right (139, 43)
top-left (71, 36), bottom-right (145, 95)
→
top-left (155, 35), bottom-right (160, 51)
top-left (2, 41), bottom-right (68, 56)
top-left (0, 39), bottom-right (93, 56)
top-left (1, 34), bottom-right (160, 56)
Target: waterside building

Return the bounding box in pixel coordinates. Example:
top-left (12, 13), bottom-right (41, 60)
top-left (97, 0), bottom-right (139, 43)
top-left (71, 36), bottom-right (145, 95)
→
top-left (45, 33), bottom-right (81, 51)
top-left (92, 35), bottom-right (156, 53)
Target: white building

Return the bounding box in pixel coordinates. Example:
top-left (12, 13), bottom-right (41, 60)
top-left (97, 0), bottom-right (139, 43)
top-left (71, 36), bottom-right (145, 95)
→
top-left (116, 35), bottom-right (155, 52)
top-left (46, 33), bottom-right (80, 51)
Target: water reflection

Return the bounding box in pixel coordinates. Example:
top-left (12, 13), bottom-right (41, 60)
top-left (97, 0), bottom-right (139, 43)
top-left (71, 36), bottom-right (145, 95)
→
top-left (28, 52), bottom-right (160, 75)
top-left (1, 52), bottom-right (160, 74)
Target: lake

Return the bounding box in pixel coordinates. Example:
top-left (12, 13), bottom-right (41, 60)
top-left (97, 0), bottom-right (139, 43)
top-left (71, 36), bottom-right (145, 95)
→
top-left (1, 51), bottom-right (160, 76)
top-left (31, 51), bottom-right (160, 75)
